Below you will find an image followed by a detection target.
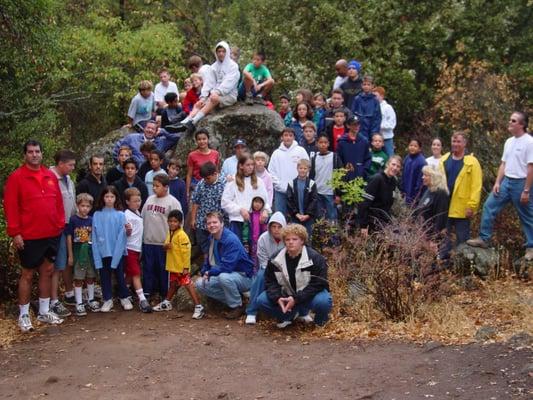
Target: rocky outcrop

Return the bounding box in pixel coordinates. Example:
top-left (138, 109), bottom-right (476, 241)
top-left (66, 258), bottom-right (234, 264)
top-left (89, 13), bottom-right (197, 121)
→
top-left (452, 243), bottom-right (498, 278)
top-left (78, 103), bottom-right (285, 173)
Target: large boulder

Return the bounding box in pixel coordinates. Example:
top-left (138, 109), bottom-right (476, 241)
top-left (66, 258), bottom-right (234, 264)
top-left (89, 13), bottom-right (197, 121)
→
top-left (452, 243), bottom-right (498, 278)
top-left (78, 103), bottom-right (284, 173)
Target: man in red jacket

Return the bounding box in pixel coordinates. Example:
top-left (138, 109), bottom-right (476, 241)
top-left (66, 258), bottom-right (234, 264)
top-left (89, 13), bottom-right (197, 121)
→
top-left (4, 140), bottom-right (66, 332)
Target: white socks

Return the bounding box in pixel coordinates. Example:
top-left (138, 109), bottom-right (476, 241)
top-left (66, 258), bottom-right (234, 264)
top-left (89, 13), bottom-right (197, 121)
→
top-left (75, 286), bottom-right (83, 305)
top-left (192, 111), bottom-right (205, 124)
top-left (87, 283), bottom-right (95, 301)
top-left (38, 297), bottom-right (50, 315)
top-left (19, 303), bottom-right (30, 317)
top-left (136, 288), bottom-right (146, 302)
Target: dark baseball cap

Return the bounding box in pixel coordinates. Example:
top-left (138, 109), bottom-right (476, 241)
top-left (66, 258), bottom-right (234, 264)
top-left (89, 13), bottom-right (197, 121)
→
top-left (233, 138), bottom-right (247, 148)
top-left (346, 115), bottom-right (360, 125)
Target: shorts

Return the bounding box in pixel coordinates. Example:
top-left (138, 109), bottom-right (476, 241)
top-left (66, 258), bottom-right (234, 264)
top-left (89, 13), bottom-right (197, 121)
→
top-left (54, 231), bottom-right (68, 270)
top-left (72, 242), bottom-right (96, 280)
top-left (216, 93), bottom-right (237, 108)
top-left (125, 249), bottom-right (142, 277)
top-left (73, 261), bottom-right (97, 280)
top-left (18, 235), bottom-right (61, 269)
top-left (169, 272), bottom-right (192, 287)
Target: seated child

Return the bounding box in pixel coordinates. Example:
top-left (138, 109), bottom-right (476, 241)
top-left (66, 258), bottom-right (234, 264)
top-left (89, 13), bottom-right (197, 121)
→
top-left (127, 80), bottom-right (155, 130)
top-left (153, 210), bottom-right (205, 319)
top-left (145, 149), bottom-right (168, 196)
top-left (180, 78), bottom-right (192, 102)
top-left (302, 121), bottom-right (318, 158)
top-left (154, 67), bottom-right (179, 110)
top-left (368, 133), bottom-right (389, 177)
top-left (124, 187), bottom-right (152, 312)
top-left (286, 159), bottom-right (318, 236)
top-left (240, 51), bottom-right (275, 104)
top-left (106, 145), bottom-right (132, 183)
top-left (167, 158), bottom-right (188, 218)
top-left (182, 73), bottom-right (202, 114)
top-left (161, 92), bottom-right (186, 129)
top-left (253, 151), bottom-right (273, 206)
top-left (67, 193), bottom-right (100, 316)
top-left (243, 196), bottom-right (268, 267)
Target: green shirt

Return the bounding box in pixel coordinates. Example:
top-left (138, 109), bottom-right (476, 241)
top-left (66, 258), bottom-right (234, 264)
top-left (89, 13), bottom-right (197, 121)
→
top-left (243, 63), bottom-right (272, 83)
top-left (369, 149), bottom-right (389, 176)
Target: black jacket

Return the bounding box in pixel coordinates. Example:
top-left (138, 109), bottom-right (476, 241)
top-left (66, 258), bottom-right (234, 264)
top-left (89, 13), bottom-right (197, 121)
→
top-left (286, 177), bottom-right (318, 220)
top-left (340, 78), bottom-right (362, 111)
top-left (112, 176), bottom-right (149, 209)
top-left (76, 174), bottom-right (107, 213)
top-left (417, 188), bottom-right (450, 236)
top-left (358, 171), bottom-right (398, 230)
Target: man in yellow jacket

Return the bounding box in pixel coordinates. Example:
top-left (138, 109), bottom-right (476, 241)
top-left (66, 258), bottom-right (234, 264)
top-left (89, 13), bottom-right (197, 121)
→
top-left (439, 131), bottom-right (482, 256)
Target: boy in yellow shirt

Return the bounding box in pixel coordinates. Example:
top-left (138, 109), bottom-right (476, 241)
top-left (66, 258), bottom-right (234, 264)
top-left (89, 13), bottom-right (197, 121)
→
top-left (152, 210), bottom-right (205, 319)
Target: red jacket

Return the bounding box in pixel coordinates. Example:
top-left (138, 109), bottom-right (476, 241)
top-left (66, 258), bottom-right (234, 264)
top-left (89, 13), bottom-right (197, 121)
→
top-left (4, 165), bottom-right (65, 240)
top-left (182, 88), bottom-right (200, 114)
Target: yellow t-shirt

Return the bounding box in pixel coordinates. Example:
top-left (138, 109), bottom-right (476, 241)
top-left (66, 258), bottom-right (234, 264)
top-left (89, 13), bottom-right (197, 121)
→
top-left (164, 228), bottom-right (191, 273)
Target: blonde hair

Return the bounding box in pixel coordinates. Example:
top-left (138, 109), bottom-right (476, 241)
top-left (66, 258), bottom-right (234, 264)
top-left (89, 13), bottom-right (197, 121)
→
top-left (253, 151), bottom-right (269, 164)
top-left (138, 80), bottom-right (153, 91)
top-left (190, 73), bottom-right (203, 81)
top-left (297, 158), bottom-right (311, 169)
top-left (118, 145), bottom-right (132, 156)
top-left (76, 193), bottom-right (94, 205)
top-left (281, 223), bottom-right (308, 243)
top-left (422, 165), bottom-right (449, 194)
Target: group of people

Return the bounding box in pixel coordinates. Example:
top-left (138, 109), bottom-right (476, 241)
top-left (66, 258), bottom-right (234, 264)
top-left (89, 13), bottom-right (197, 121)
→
top-left (4, 38), bottom-right (532, 334)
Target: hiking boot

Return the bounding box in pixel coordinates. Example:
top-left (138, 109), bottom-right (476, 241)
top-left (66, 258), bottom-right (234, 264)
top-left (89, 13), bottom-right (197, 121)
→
top-left (152, 300), bottom-right (172, 312)
top-left (276, 320), bottom-right (292, 329)
top-left (525, 248), bottom-right (533, 261)
top-left (223, 305), bottom-right (244, 320)
top-left (139, 299), bottom-right (152, 313)
top-left (75, 303), bottom-right (87, 317)
top-left (37, 311), bottom-right (64, 325)
top-left (18, 314), bottom-right (34, 333)
top-left (120, 297), bottom-right (133, 311)
top-left (64, 295), bottom-right (76, 306)
top-left (192, 304), bottom-right (205, 320)
top-left (51, 301), bottom-right (71, 318)
top-left (245, 92), bottom-right (254, 105)
top-left (466, 237), bottom-right (489, 249)
top-left (87, 300), bottom-right (100, 312)
top-left (100, 299), bottom-right (114, 313)
top-left (245, 315), bottom-right (256, 325)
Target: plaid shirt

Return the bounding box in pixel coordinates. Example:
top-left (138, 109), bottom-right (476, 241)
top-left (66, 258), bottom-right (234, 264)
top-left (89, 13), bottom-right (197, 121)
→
top-left (191, 174), bottom-right (227, 230)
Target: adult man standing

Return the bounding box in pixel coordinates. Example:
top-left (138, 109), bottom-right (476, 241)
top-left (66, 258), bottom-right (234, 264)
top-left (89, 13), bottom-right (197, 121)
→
top-left (50, 150), bottom-right (78, 316)
top-left (439, 132), bottom-right (482, 254)
top-left (467, 112), bottom-right (533, 259)
top-left (195, 212), bottom-right (254, 319)
top-left (177, 41), bottom-right (240, 132)
top-left (4, 140), bottom-right (66, 332)
top-left (113, 120), bottom-right (181, 165)
top-left (332, 59), bottom-right (348, 91)
top-left (76, 154), bottom-right (107, 210)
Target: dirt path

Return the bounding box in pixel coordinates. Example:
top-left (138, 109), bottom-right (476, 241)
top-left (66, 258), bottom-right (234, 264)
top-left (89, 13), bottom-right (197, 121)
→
top-left (0, 310), bottom-right (531, 399)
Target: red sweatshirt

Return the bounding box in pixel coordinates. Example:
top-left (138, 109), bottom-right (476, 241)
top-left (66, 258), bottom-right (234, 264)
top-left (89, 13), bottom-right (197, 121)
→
top-left (182, 88), bottom-right (200, 114)
top-left (4, 165), bottom-right (65, 240)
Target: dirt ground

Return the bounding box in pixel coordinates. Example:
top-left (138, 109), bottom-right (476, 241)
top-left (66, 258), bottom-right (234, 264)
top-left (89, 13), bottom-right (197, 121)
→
top-left (0, 309), bottom-right (531, 400)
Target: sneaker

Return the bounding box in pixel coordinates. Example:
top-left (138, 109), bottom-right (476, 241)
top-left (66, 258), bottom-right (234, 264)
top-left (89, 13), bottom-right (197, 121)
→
top-left (245, 92), bottom-right (254, 105)
top-left (139, 299), bottom-right (152, 313)
top-left (87, 300), bottom-right (100, 312)
top-left (466, 237), bottom-right (489, 249)
top-left (525, 248), bottom-right (533, 261)
top-left (297, 314), bottom-right (314, 324)
top-left (37, 311), bottom-right (64, 325)
top-left (276, 320), bottom-right (293, 329)
top-left (75, 303), bottom-right (87, 316)
top-left (192, 304), bottom-right (205, 320)
top-left (100, 299), bottom-right (114, 313)
top-left (64, 295), bottom-right (76, 306)
top-left (152, 300), bottom-right (172, 312)
top-left (120, 297), bottom-right (133, 311)
top-left (245, 315), bottom-right (256, 325)
top-left (223, 305), bottom-right (244, 320)
top-left (18, 314), bottom-right (34, 333)
top-left (51, 301), bottom-right (71, 318)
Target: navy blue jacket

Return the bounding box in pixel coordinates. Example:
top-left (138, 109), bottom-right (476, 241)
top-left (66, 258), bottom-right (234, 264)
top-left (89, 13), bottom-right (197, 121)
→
top-left (351, 92), bottom-right (382, 142)
top-left (169, 177), bottom-right (188, 217)
top-left (336, 133), bottom-right (371, 181)
top-left (400, 153), bottom-right (427, 205)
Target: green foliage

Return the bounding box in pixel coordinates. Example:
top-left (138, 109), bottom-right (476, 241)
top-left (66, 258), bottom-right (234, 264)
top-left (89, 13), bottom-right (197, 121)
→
top-left (329, 169), bottom-right (366, 206)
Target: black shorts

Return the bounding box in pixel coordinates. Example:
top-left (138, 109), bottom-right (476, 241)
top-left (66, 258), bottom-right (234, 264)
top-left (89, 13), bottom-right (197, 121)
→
top-left (18, 236), bottom-right (61, 269)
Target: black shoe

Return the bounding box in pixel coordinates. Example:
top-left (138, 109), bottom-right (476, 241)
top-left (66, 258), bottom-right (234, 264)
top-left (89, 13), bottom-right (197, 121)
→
top-left (64, 295), bottom-right (76, 306)
top-left (139, 299), bottom-right (152, 313)
top-left (171, 123), bottom-right (190, 133)
top-left (184, 120), bottom-right (195, 134)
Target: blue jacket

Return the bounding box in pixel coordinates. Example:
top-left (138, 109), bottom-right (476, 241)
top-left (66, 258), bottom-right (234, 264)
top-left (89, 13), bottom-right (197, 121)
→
top-left (201, 228), bottom-right (254, 278)
top-left (351, 92), bottom-right (382, 142)
top-left (313, 108), bottom-right (326, 135)
top-left (401, 153), bottom-right (427, 205)
top-left (113, 131), bottom-right (181, 164)
top-left (290, 119), bottom-right (306, 146)
top-left (169, 177), bottom-right (188, 217)
top-left (91, 208), bottom-right (127, 269)
top-left (336, 133), bottom-right (371, 181)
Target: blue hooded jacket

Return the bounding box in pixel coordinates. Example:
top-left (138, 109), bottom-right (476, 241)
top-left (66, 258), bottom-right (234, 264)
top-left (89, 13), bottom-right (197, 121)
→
top-left (351, 92), bottom-right (382, 142)
top-left (336, 133), bottom-right (371, 181)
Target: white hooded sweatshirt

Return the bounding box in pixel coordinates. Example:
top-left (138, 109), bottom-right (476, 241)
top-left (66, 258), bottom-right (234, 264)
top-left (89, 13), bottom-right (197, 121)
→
top-left (221, 176), bottom-right (271, 223)
top-left (268, 141), bottom-right (309, 193)
top-left (199, 64), bottom-right (216, 100)
top-left (203, 41), bottom-right (240, 100)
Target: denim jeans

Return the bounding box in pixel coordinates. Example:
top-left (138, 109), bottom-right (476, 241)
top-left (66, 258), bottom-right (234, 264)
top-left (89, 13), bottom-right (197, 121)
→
top-left (317, 194), bottom-right (338, 221)
top-left (383, 138), bottom-right (394, 156)
top-left (54, 230), bottom-right (68, 270)
top-left (480, 177), bottom-right (533, 247)
top-left (274, 190), bottom-right (288, 216)
top-left (256, 289), bottom-right (333, 326)
top-left (99, 257), bottom-right (130, 301)
top-left (229, 221), bottom-right (244, 242)
top-left (195, 228), bottom-right (210, 255)
top-left (195, 272), bottom-right (252, 308)
top-left (245, 268), bottom-right (266, 316)
top-left (442, 217), bottom-right (471, 258)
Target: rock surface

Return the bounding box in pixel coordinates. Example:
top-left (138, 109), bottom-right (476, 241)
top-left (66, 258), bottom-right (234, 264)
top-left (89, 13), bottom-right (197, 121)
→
top-left (78, 103), bottom-right (284, 173)
top-left (452, 243), bottom-right (498, 278)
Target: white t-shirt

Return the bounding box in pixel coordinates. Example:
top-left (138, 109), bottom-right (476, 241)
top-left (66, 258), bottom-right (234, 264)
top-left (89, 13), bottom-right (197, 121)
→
top-left (125, 209), bottom-right (143, 252)
top-left (314, 152), bottom-right (334, 195)
top-left (425, 156), bottom-right (442, 169)
top-left (154, 81), bottom-right (179, 103)
top-left (502, 133), bottom-right (533, 179)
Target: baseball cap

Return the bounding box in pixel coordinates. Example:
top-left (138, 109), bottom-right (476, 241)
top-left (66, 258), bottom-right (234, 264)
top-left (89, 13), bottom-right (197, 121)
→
top-left (233, 138), bottom-right (247, 148)
top-left (346, 115), bottom-right (360, 125)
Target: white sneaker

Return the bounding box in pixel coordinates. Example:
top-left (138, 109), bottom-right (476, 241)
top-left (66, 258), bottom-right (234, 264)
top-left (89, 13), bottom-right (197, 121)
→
top-left (120, 297), bottom-right (133, 311)
top-left (245, 315), bottom-right (256, 325)
top-left (18, 314), bottom-right (34, 333)
top-left (152, 300), bottom-right (172, 312)
top-left (297, 314), bottom-right (314, 324)
top-left (192, 304), bottom-right (205, 319)
top-left (100, 299), bottom-right (114, 313)
top-left (75, 303), bottom-right (87, 316)
top-left (37, 311), bottom-right (64, 325)
top-left (87, 300), bottom-right (100, 312)
top-left (276, 320), bottom-right (292, 329)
